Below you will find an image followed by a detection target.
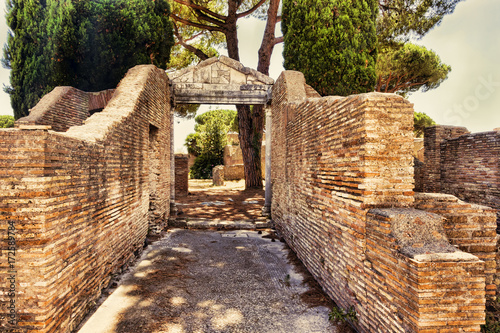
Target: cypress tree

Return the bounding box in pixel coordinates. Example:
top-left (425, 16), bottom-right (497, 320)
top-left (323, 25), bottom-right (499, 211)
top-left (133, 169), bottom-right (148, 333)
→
top-left (282, 0), bottom-right (378, 96)
top-left (3, 0), bottom-right (49, 119)
top-left (3, 0), bottom-right (175, 119)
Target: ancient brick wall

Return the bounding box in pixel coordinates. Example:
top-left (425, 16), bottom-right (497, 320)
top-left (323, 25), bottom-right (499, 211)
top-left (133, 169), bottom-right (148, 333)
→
top-left (271, 71), bottom-right (488, 332)
top-left (16, 87), bottom-right (115, 132)
top-left (0, 65), bottom-right (171, 333)
top-left (414, 193), bottom-right (498, 297)
top-left (420, 125), bottom-right (470, 193)
top-left (366, 209), bottom-right (485, 332)
top-left (441, 131), bottom-right (499, 221)
top-left (175, 154), bottom-right (189, 197)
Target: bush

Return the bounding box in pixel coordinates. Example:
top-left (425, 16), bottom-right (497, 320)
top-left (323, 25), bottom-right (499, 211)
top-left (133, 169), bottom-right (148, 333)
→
top-left (0, 115), bottom-right (15, 128)
top-left (189, 153), bottom-right (221, 179)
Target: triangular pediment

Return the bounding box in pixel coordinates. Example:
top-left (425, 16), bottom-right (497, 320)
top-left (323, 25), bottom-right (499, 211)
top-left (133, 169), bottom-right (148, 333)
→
top-left (168, 56), bottom-right (274, 105)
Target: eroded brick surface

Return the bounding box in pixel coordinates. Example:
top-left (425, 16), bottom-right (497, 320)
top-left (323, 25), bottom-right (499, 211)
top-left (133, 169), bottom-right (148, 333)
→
top-left (0, 65), bottom-right (171, 333)
top-left (271, 70), bottom-right (488, 333)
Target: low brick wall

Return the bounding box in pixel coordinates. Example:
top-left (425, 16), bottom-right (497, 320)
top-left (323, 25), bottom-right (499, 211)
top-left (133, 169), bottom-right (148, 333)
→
top-left (0, 65), bottom-right (172, 332)
top-left (175, 154), bottom-right (189, 197)
top-left (16, 87), bottom-right (115, 132)
top-left (415, 193), bottom-right (498, 298)
top-left (366, 209), bottom-right (484, 332)
top-left (271, 71), bottom-right (488, 332)
top-left (420, 126), bottom-right (499, 227)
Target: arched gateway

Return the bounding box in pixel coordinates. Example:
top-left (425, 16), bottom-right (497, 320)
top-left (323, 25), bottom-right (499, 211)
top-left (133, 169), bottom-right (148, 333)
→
top-left (168, 56), bottom-right (274, 215)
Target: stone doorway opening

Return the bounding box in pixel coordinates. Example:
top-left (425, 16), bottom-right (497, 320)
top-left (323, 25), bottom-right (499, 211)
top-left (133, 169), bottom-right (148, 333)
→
top-left (169, 56), bottom-right (274, 222)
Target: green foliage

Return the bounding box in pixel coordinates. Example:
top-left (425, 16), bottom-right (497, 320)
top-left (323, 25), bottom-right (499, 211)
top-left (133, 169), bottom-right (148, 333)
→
top-left (374, 1), bottom-right (461, 98)
top-left (3, 0), bottom-right (175, 119)
top-left (186, 109), bottom-right (238, 179)
top-left (329, 306), bottom-right (358, 323)
top-left (185, 132), bottom-right (202, 156)
top-left (482, 314), bottom-right (500, 333)
top-left (376, 43), bottom-right (451, 96)
top-left (282, 0), bottom-right (378, 96)
top-left (377, 0), bottom-right (463, 47)
top-left (175, 104), bottom-right (201, 120)
top-left (2, 0), bottom-right (49, 119)
top-left (0, 115), bottom-right (15, 128)
top-left (414, 111), bottom-right (436, 138)
top-left (481, 300), bottom-right (500, 333)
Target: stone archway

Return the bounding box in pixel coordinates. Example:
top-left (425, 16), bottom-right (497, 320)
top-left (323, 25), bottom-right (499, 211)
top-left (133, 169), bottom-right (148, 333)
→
top-left (168, 56), bottom-right (274, 215)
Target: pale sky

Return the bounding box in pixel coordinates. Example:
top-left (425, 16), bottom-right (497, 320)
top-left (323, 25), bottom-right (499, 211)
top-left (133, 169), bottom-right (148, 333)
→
top-left (0, 1), bottom-right (498, 153)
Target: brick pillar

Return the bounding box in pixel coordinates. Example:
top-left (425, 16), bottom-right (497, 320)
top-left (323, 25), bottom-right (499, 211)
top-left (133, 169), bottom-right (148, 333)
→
top-left (422, 125), bottom-right (469, 192)
top-left (175, 154), bottom-right (189, 197)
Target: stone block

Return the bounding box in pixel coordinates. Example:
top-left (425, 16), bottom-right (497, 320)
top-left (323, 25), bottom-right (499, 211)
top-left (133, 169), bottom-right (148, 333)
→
top-left (213, 165), bottom-right (225, 186)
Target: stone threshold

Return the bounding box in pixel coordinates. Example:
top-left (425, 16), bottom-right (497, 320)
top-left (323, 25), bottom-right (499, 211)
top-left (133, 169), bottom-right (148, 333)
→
top-left (170, 217), bottom-right (272, 230)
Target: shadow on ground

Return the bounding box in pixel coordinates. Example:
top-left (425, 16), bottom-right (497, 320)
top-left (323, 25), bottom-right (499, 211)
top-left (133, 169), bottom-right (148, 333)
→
top-left (77, 229), bottom-right (352, 333)
top-left (175, 180), bottom-right (265, 221)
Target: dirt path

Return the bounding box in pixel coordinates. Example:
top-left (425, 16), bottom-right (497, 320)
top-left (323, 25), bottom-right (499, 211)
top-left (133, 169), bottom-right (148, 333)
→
top-left (175, 180), bottom-right (266, 221)
top-left (77, 229), bottom-right (350, 333)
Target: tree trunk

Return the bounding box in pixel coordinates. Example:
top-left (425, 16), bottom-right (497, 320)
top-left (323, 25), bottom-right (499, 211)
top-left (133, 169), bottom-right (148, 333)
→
top-left (229, 0), bottom-right (280, 189)
top-left (235, 0), bottom-right (280, 189)
top-left (237, 104), bottom-right (265, 188)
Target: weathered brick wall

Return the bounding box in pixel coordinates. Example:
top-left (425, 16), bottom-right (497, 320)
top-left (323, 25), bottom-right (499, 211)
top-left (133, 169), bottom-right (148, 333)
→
top-left (441, 131), bottom-right (500, 223)
top-left (16, 87), bottom-right (115, 132)
top-left (175, 154), bottom-right (189, 197)
top-left (414, 193), bottom-right (498, 298)
top-left (271, 71), bottom-right (487, 332)
top-left (223, 140), bottom-right (265, 180)
top-left (413, 158), bottom-right (424, 192)
top-left (0, 65), bottom-right (171, 333)
top-left (366, 209), bottom-right (485, 332)
top-left (420, 125), bottom-right (470, 193)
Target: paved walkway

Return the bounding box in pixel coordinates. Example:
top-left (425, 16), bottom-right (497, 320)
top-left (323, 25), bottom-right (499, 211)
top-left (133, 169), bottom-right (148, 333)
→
top-left (77, 229), bottom-right (345, 333)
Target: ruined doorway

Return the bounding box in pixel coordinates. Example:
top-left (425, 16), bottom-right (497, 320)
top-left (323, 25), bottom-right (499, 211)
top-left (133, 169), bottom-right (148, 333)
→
top-left (169, 56), bottom-right (274, 221)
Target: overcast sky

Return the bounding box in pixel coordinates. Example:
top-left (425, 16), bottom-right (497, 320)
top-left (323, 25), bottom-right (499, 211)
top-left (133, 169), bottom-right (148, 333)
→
top-left (1, 1), bottom-right (498, 152)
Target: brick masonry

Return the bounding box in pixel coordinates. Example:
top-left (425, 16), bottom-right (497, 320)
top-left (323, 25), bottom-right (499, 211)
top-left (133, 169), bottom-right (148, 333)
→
top-left (16, 87), bottom-right (115, 132)
top-left (0, 65), bottom-right (172, 332)
top-left (417, 126), bottom-right (500, 295)
top-left (271, 70), bottom-right (490, 332)
top-left (414, 193), bottom-right (498, 297)
top-left (175, 154), bottom-right (189, 197)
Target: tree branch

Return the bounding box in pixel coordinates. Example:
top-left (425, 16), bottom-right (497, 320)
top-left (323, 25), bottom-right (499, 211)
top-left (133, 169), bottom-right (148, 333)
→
top-left (194, 9), bottom-right (227, 27)
top-left (173, 0), bottom-right (227, 21)
top-left (170, 13), bottom-right (225, 33)
top-left (390, 80), bottom-right (429, 93)
top-left (274, 36), bottom-right (284, 45)
top-left (172, 21), bottom-right (210, 60)
top-left (237, 0), bottom-right (268, 18)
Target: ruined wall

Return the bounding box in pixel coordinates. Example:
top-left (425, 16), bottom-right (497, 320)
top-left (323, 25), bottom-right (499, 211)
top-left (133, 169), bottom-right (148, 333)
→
top-left (271, 71), bottom-right (488, 332)
top-left (366, 209), bottom-right (485, 332)
top-left (442, 131), bottom-right (499, 222)
top-left (420, 126), bottom-right (500, 227)
top-left (0, 65), bottom-right (171, 333)
top-left (175, 154), bottom-right (189, 197)
top-left (223, 139), bottom-right (265, 180)
top-left (16, 87), bottom-right (115, 132)
top-left (414, 193), bottom-right (498, 297)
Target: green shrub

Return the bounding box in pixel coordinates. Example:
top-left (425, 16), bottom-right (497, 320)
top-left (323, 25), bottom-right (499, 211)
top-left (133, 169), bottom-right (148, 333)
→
top-left (0, 115), bottom-right (15, 128)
